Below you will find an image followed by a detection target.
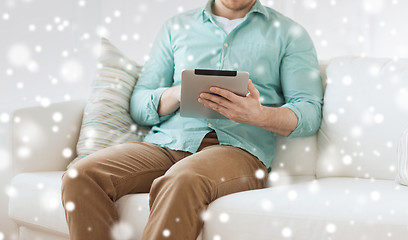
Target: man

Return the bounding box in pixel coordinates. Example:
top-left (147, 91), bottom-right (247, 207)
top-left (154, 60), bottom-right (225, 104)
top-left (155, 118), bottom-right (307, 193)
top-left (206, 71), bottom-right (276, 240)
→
top-left (61, 0), bottom-right (323, 239)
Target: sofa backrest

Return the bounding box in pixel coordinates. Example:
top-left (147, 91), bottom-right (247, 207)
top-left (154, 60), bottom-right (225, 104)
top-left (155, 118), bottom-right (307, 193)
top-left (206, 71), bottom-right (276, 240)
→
top-left (270, 62), bottom-right (328, 178)
top-left (316, 56), bottom-right (408, 180)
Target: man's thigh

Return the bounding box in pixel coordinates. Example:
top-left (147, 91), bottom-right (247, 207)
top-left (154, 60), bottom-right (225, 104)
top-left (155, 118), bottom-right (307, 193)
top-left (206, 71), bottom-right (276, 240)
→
top-left (165, 144), bottom-right (268, 201)
top-left (67, 142), bottom-right (186, 200)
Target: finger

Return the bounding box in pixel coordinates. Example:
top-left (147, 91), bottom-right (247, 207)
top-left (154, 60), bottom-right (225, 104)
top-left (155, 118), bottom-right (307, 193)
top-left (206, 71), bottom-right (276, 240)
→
top-left (199, 93), bottom-right (234, 109)
top-left (198, 97), bottom-right (229, 114)
top-left (209, 87), bottom-right (241, 102)
top-left (247, 79), bottom-right (260, 98)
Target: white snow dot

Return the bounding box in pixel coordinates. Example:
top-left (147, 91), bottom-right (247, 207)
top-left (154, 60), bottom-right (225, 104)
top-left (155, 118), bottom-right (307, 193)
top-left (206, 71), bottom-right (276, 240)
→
top-left (219, 212), bottom-right (229, 223)
top-left (371, 191), bottom-right (381, 201)
top-left (110, 221), bottom-right (133, 240)
top-left (273, 21), bottom-right (280, 27)
top-left (389, 165), bottom-right (396, 172)
top-left (8, 43), bottom-right (31, 67)
top-left (342, 155), bottom-right (353, 165)
top-left (187, 55), bottom-right (194, 61)
top-left (255, 169), bottom-right (265, 179)
top-left (6, 68), bottom-right (13, 76)
top-left (28, 24), bottom-right (36, 31)
top-left (27, 60), bottom-right (39, 72)
top-left (201, 210), bottom-right (211, 221)
top-left (37, 182), bottom-right (44, 189)
top-left (213, 235), bottom-right (221, 240)
top-left (269, 171), bottom-right (279, 182)
top-left (40, 97), bottom-right (50, 107)
top-left (5, 185), bottom-right (18, 198)
top-left (327, 113), bottom-right (337, 124)
top-left (362, 0), bottom-right (384, 14)
top-left (0, 232), bottom-right (4, 240)
top-left (326, 223), bottom-right (337, 233)
top-left (52, 112), bottom-right (63, 122)
top-left (288, 190), bottom-right (297, 200)
top-left (3, 13), bottom-right (10, 20)
top-left (177, 6), bottom-right (184, 12)
top-left (261, 199), bottom-right (273, 211)
top-left (308, 181), bottom-right (319, 193)
top-left (162, 229), bottom-right (170, 237)
top-left (62, 50), bottom-right (69, 57)
top-left (62, 148), bottom-right (73, 158)
top-left (0, 113), bottom-right (10, 123)
top-left (133, 33), bottom-right (140, 40)
top-left (64, 94), bottom-right (71, 101)
top-left (374, 114), bottom-right (384, 124)
top-left (96, 25), bottom-right (109, 37)
top-left (18, 147), bottom-right (31, 158)
top-left (173, 24), bottom-right (180, 30)
top-left (121, 34), bottom-right (128, 41)
top-left (35, 45), bottom-right (42, 52)
top-left (114, 10), bottom-right (121, 17)
top-left (342, 75), bottom-right (353, 86)
top-left (68, 168), bottom-right (78, 178)
top-left (52, 126), bottom-right (59, 133)
top-left (0, 148), bottom-right (11, 170)
top-left (65, 201), bottom-right (75, 211)
top-left (305, 146), bottom-right (310, 152)
top-left (351, 126), bottom-right (363, 138)
top-left (60, 60), bottom-right (83, 83)
top-left (78, 0), bottom-right (86, 7)
top-left (281, 227), bottom-right (292, 238)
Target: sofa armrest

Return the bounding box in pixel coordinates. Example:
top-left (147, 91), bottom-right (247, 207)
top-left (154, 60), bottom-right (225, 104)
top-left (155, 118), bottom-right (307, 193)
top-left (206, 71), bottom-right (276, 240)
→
top-left (11, 100), bottom-right (86, 174)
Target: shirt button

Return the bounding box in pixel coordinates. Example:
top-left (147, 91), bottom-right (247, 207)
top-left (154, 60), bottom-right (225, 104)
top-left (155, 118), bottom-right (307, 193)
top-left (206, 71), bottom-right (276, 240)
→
top-left (208, 123), bottom-right (213, 127)
top-left (223, 42), bottom-right (229, 47)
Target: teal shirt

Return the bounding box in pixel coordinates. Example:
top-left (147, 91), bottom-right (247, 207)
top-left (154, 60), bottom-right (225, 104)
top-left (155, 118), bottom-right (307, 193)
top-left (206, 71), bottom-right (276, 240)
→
top-left (130, 0), bottom-right (323, 171)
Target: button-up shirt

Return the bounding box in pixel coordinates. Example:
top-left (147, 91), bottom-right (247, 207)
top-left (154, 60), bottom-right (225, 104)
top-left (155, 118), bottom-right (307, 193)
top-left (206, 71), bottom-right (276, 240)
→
top-left (130, 0), bottom-right (323, 171)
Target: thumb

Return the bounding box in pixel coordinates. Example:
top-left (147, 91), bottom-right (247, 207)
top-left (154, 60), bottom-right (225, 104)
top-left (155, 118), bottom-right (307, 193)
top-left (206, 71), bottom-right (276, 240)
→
top-left (247, 79), bottom-right (260, 98)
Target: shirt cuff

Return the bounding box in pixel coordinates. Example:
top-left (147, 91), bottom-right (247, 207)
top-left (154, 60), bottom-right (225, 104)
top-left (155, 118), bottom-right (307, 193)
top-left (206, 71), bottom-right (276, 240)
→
top-left (147, 87), bottom-right (171, 124)
top-left (281, 103), bottom-right (303, 138)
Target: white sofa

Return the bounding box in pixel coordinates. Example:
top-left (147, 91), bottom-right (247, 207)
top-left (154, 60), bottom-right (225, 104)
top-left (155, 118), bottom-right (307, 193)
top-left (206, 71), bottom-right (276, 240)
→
top-left (8, 57), bottom-right (408, 240)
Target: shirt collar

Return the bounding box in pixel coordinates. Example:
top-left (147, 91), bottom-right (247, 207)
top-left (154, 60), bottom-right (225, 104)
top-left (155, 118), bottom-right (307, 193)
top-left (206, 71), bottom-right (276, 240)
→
top-left (202, 0), bottom-right (269, 23)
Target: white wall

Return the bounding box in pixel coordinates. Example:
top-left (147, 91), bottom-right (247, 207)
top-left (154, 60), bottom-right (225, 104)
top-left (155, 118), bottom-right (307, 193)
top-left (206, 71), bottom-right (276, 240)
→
top-left (1, 0), bottom-right (408, 238)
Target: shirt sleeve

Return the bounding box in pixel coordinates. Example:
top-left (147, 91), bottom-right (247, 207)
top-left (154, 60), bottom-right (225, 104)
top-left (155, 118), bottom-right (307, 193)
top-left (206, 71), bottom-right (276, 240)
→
top-left (279, 25), bottom-right (323, 138)
top-left (129, 21), bottom-right (175, 126)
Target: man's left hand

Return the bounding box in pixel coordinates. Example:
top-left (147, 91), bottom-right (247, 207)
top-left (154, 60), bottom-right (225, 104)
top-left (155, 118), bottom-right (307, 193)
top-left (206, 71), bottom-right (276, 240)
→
top-left (198, 79), bottom-right (264, 125)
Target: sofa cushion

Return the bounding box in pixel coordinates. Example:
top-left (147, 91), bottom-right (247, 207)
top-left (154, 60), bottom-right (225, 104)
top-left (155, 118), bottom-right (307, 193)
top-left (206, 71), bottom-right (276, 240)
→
top-left (10, 172), bottom-right (408, 240)
top-left (8, 172), bottom-right (152, 239)
top-left (397, 127), bottom-right (408, 186)
top-left (69, 38), bottom-right (150, 168)
top-left (203, 177), bottom-right (408, 240)
top-left (317, 57), bottom-right (408, 180)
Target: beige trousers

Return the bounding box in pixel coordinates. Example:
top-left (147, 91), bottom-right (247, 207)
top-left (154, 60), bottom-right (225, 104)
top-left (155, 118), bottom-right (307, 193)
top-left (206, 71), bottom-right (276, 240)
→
top-left (61, 132), bottom-right (268, 240)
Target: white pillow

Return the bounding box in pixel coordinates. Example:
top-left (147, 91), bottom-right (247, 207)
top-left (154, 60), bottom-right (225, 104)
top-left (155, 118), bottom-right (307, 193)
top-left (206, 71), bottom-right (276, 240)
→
top-left (397, 127), bottom-right (408, 186)
top-left (68, 38), bottom-right (150, 168)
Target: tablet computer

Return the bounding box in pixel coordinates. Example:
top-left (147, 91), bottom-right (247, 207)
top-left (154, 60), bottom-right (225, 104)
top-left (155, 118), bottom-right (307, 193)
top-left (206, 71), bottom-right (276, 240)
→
top-left (180, 69), bottom-right (249, 119)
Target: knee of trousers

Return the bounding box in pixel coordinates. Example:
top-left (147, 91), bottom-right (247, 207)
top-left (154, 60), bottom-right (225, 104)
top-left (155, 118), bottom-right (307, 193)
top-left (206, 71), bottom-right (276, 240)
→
top-left (149, 171), bottom-right (216, 204)
top-left (61, 169), bottom-right (91, 199)
top-left (61, 166), bottom-right (114, 203)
